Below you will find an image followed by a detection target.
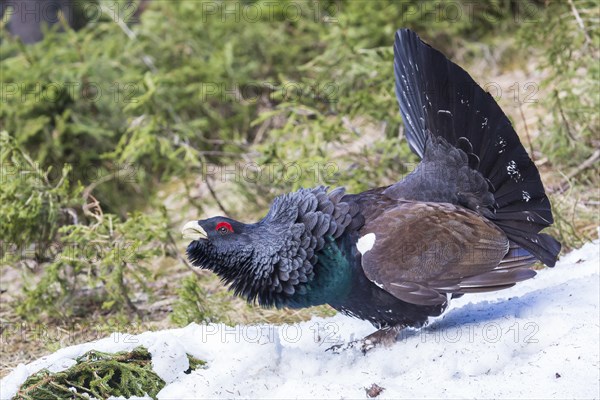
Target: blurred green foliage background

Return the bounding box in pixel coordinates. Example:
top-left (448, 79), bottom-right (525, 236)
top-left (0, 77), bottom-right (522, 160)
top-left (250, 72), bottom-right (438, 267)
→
top-left (0, 0), bottom-right (598, 374)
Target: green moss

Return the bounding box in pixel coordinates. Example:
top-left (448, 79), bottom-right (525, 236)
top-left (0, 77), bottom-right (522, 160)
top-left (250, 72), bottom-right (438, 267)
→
top-left (186, 354), bottom-right (207, 373)
top-left (13, 346), bottom-right (206, 399)
top-left (170, 274), bottom-right (232, 326)
top-left (14, 346), bottom-right (177, 400)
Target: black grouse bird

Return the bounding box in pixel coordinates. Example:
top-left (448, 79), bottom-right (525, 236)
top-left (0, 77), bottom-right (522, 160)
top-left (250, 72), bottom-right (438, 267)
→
top-left (183, 29), bottom-right (561, 351)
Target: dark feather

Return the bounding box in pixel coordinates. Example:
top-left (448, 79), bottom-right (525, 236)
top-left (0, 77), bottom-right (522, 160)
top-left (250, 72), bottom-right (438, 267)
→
top-left (392, 29), bottom-right (560, 267)
top-left (359, 202), bottom-right (511, 306)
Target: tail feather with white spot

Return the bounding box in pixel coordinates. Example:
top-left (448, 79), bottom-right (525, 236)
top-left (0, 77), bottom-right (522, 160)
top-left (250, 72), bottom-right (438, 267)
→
top-left (393, 29), bottom-right (560, 267)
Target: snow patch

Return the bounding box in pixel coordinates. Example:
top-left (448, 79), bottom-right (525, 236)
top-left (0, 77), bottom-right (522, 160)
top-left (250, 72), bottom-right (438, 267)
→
top-left (148, 336), bottom-right (189, 384)
top-left (2, 239), bottom-right (599, 400)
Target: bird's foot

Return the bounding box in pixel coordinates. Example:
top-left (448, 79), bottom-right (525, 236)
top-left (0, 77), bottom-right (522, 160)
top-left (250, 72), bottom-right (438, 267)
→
top-left (325, 325), bottom-right (403, 355)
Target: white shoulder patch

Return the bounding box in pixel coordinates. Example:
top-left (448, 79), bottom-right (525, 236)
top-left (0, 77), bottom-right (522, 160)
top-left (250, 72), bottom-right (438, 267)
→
top-left (356, 233), bottom-right (376, 255)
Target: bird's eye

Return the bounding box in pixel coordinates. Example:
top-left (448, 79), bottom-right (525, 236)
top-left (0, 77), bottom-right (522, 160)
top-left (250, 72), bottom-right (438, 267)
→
top-left (215, 221), bottom-right (233, 235)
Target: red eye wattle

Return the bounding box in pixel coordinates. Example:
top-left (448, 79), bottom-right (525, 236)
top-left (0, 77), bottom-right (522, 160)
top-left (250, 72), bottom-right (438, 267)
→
top-left (215, 221), bottom-right (233, 233)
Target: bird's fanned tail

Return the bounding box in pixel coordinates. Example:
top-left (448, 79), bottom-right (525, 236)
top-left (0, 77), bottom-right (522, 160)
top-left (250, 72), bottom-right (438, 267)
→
top-left (393, 29), bottom-right (560, 267)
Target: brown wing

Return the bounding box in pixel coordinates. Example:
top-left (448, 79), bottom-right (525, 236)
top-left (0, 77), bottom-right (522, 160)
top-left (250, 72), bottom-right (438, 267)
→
top-left (359, 201), bottom-right (536, 306)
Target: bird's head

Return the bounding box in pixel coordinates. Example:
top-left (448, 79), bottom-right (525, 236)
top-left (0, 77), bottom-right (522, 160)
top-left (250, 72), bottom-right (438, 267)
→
top-left (183, 216), bottom-right (255, 268)
top-left (182, 187), bottom-right (357, 307)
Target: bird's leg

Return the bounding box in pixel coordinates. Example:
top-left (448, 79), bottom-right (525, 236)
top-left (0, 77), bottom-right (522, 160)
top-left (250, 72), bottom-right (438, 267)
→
top-left (326, 325), bottom-right (404, 355)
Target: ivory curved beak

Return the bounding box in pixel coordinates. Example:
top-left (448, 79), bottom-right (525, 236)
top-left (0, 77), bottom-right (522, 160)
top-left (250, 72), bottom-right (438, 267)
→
top-left (182, 221), bottom-right (208, 241)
